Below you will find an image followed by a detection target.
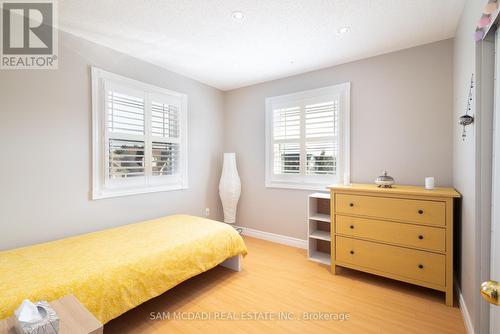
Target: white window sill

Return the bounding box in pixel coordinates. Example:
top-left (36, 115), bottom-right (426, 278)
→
top-left (265, 181), bottom-right (331, 192)
top-left (92, 184), bottom-right (189, 200)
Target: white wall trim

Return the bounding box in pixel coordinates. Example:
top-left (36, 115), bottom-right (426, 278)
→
top-left (91, 66), bottom-right (189, 200)
top-left (457, 283), bottom-right (476, 334)
top-left (235, 226), bottom-right (307, 249)
top-left (264, 182), bottom-right (330, 191)
top-left (264, 82), bottom-right (351, 190)
top-left (475, 35), bottom-right (495, 334)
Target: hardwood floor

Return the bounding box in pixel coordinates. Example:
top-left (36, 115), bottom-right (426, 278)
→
top-left (105, 236), bottom-right (466, 334)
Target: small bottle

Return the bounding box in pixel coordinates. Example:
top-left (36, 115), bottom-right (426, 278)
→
top-left (425, 177), bottom-right (435, 190)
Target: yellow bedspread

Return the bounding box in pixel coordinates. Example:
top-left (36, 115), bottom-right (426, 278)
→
top-left (0, 215), bottom-right (247, 323)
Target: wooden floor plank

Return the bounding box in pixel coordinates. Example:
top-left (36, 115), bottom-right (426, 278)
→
top-left (105, 236), bottom-right (466, 334)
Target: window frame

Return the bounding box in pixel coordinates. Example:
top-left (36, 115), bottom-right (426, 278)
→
top-left (265, 83), bottom-right (350, 191)
top-left (91, 67), bottom-right (188, 200)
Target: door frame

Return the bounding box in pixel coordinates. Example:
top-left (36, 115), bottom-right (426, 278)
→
top-left (475, 30), bottom-right (495, 334)
top-left (489, 28), bottom-right (500, 334)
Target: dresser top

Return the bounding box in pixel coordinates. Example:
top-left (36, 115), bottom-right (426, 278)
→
top-left (328, 183), bottom-right (461, 198)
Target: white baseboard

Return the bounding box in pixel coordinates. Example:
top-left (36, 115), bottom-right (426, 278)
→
top-left (235, 226), bottom-right (307, 249)
top-left (457, 284), bottom-right (475, 334)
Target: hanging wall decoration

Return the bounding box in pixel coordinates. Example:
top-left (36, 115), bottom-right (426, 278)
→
top-left (475, 0), bottom-right (499, 41)
top-left (459, 74), bottom-right (474, 140)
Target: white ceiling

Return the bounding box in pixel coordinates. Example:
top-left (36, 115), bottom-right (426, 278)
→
top-left (60, 0), bottom-right (466, 91)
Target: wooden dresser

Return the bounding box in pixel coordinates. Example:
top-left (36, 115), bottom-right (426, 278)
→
top-left (329, 183), bottom-right (460, 306)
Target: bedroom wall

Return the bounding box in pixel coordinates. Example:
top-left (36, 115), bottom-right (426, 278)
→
top-left (0, 31), bottom-right (225, 250)
top-left (453, 0), bottom-right (487, 332)
top-left (224, 39), bottom-right (454, 240)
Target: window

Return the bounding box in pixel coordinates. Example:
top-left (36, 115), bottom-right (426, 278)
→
top-left (92, 68), bottom-right (188, 199)
top-left (265, 83), bottom-right (350, 190)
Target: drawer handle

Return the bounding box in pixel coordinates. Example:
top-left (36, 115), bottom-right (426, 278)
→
top-left (418, 209), bottom-right (424, 215)
top-left (418, 264), bottom-right (424, 269)
top-left (350, 225), bottom-right (354, 229)
top-left (349, 203), bottom-right (354, 207)
top-left (350, 250), bottom-right (355, 255)
top-left (418, 235), bottom-right (424, 240)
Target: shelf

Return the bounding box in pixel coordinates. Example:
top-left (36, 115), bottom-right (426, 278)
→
top-left (309, 213), bottom-right (331, 222)
top-left (308, 251), bottom-right (331, 265)
top-left (309, 230), bottom-right (331, 241)
top-left (307, 192), bottom-right (331, 266)
top-left (309, 192), bottom-right (330, 199)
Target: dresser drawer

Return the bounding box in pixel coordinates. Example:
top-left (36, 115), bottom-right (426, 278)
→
top-left (336, 215), bottom-right (446, 252)
top-left (336, 236), bottom-right (445, 286)
top-left (335, 194), bottom-right (446, 226)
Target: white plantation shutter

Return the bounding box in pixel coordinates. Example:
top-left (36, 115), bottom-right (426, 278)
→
top-left (270, 100), bottom-right (337, 177)
top-left (305, 141), bottom-right (335, 175)
top-left (151, 99), bottom-right (181, 177)
top-left (107, 91), bottom-right (145, 135)
top-left (273, 106), bottom-right (301, 175)
top-left (109, 139), bottom-right (145, 178)
top-left (266, 84), bottom-right (350, 189)
top-left (305, 101), bottom-right (337, 138)
top-left (273, 142), bottom-right (300, 174)
top-left (92, 68), bottom-right (188, 199)
top-left (105, 86), bottom-right (146, 180)
top-left (273, 106), bottom-right (300, 140)
top-left (305, 101), bottom-right (338, 175)
top-left (152, 142), bottom-right (179, 176)
top-left (151, 102), bottom-right (179, 138)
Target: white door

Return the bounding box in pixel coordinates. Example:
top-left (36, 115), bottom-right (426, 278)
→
top-left (489, 28), bottom-right (500, 333)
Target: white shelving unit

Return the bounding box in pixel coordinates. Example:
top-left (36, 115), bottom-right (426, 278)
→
top-left (307, 192), bottom-right (331, 265)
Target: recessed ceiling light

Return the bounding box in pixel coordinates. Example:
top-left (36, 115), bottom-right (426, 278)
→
top-left (337, 26), bottom-right (351, 35)
top-left (232, 11), bottom-right (245, 22)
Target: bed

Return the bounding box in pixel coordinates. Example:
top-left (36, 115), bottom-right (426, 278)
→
top-left (0, 215), bottom-right (247, 324)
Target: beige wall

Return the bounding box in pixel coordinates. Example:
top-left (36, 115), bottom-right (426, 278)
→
top-left (453, 0), bottom-right (487, 332)
top-left (224, 39), bottom-right (454, 240)
top-left (0, 31), bottom-right (225, 250)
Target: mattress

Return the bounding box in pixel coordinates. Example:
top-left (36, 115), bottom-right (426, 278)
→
top-left (0, 215), bottom-right (247, 323)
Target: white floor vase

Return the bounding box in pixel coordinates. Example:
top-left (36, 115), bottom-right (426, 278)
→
top-left (219, 153), bottom-right (241, 225)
